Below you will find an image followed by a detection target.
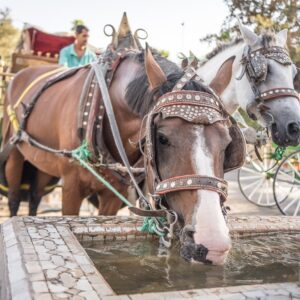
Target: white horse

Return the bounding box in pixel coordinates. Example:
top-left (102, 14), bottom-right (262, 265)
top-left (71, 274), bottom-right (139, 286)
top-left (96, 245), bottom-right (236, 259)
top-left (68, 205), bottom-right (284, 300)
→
top-left (198, 23), bottom-right (300, 146)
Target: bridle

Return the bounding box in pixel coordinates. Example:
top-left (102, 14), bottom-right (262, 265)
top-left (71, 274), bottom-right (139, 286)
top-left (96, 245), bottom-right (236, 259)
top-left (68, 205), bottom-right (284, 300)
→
top-left (237, 45), bottom-right (299, 115)
top-left (145, 67), bottom-right (231, 206)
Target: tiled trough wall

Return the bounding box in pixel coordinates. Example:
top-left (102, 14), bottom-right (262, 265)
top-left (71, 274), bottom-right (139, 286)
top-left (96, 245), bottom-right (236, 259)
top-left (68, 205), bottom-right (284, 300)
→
top-left (0, 216), bottom-right (299, 300)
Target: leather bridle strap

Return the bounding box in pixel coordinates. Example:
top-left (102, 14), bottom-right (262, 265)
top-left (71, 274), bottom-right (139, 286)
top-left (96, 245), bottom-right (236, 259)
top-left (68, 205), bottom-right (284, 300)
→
top-left (155, 175), bottom-right (228, 202)
top-left (259, 88), bottom-right (299, 102)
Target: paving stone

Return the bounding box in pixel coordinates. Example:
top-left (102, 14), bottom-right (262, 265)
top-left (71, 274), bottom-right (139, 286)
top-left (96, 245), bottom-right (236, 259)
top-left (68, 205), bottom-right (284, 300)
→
top-left (13, 291), bottom-right (32, 300)
top-left (242, 290), bottom-right (267, 299)
top-left (129, 293), bottom-right (165, 300)
top-left (10, 278), bottom-right (30, 297)
top-left (46, 270), bottom-right (59, 279)
top-left (102, 296), bottom-right (131, 300)
top-left (265, 296), bottom-right (292, 300)
top-left (30, 272), bottom-right (45, 281)
top-left (92, 283), bottom-right (114, 297)
top-left (265, 289), bottom-right (291, 297)
top-left (59, 272), bottom-right (76, 288)
top-left (220, 293), bottom-right (246, 299)
top-left (78, 290), bottom-right (100, 300)
top-left (180, 289), bottom-right (209, 298)
top-left (23, 247), bottom-right (36, 254)
top-left (48, 282), bottom-right (68, 293)
top-left (65, 261), bottom-right (77, 269)
top-left (23, 253), bottom-right (38, 261)
top-left (8, 261), bottom-right (26, 283)
top-left (41, 261), bottom-right (57, 270)
top-left (35, 245), bottom-right (49, 253)
top-left (38, 229), bottom-right (49, 237)
top-left (71, 269), bottom-right (84, 278)
top-left (56, 245), bottom-right (69, 252)
top-left (38, 252), bottom-right (51, 261)
top-left (52, 255), bottom-right (65, 267)
top-left (6, 237), bottom-right (18, 247)
top-left (76, 278), bottom-right (94, 291)
top-left (80, 264), bottom-right (95, 274)
top-left (33, 293), bottom-right (53, 300)
top-left (53, 293), bottom-right (70, 299)
top-left (45, 240), bottom-right (57, 250)
top-left (73, 296), bottom-right (85, 300)
top-left (74, 254), bottom-right (90, 266)
top-left (53, 238), bottom-right (65, 245)
top-left (26, 261), bottom-right (43, 274)
top-left (32, 281), bottom-right (49, 293)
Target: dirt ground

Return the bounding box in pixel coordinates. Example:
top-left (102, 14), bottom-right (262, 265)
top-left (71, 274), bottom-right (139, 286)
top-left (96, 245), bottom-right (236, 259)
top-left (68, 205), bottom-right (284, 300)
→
top-left (0, 170), bottom-right (280, 224)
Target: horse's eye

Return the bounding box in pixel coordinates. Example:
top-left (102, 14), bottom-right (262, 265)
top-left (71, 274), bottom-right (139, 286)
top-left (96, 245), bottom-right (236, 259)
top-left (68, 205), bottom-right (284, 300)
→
top-left (158, 133), bottom-right (169, 146)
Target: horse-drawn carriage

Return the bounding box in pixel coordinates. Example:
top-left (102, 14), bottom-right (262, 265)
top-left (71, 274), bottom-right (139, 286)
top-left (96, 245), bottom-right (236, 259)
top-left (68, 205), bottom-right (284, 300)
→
top-left (0, 25), bottom-right (75, 104)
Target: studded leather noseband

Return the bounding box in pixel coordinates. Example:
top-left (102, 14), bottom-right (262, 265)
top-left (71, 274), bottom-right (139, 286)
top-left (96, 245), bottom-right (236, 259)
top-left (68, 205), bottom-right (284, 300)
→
top-left (145, 67), bottom-right (233, 203)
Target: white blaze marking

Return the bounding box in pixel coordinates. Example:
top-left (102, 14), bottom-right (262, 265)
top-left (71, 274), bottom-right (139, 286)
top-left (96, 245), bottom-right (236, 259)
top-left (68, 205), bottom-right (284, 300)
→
top-left (192, 126), bottom-right (230, 252)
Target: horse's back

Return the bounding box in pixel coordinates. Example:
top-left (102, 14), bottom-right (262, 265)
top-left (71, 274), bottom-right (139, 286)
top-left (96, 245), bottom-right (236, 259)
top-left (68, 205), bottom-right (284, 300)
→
top-left (6, 65), bottom-right (61, 107)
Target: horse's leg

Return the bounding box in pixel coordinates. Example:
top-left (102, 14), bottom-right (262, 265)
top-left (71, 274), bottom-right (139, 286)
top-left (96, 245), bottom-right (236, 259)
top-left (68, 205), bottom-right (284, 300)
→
top-left (61, 174), bottom-right (86, 215)
top-left (29, 170), bottom-right (54, 216)
top-left (5, 149), bottom-right (24, 216)
top-left (98, 188), bottom-right (125, 215)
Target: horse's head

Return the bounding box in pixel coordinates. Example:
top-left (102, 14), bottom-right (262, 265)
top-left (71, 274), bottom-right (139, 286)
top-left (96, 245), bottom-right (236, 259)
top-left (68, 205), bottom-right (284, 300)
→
top-left (235, 23), bottom-right (300, 146)
top-left (143, 47), bottom-right (245, 265)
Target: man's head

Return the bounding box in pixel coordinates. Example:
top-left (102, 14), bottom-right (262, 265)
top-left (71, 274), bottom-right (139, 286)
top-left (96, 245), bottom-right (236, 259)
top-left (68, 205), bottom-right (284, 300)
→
top-left (75, 25), bottom-right (89, 47)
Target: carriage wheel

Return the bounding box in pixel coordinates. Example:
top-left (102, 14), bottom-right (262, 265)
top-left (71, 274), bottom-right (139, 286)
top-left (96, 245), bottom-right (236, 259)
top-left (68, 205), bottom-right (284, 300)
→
top-left (273, 150), bottom-right (300, 216)
top-left (237, 143), bottom-right (284, 207)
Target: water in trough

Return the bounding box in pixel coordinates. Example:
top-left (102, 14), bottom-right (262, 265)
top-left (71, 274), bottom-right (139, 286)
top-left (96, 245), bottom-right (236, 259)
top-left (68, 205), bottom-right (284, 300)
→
top-left (83, 234), bottom-right (299, 294)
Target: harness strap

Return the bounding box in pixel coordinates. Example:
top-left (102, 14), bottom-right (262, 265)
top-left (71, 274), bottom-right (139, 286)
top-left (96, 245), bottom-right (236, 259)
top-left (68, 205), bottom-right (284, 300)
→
top-left (91, 61), bottom-right (148, 205)
top-left (156, 175), bottom-right (228, 202)
top-left (13, 67), bottom-right (66, 110)
top-left (258, 87), bottom-right (299, 102)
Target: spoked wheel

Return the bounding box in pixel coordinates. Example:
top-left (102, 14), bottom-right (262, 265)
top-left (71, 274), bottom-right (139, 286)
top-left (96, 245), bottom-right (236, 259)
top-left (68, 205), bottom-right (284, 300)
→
top-left (273, 149), bottom-right (300, 216)
top-left (238, 143), bottom-right (283, 207)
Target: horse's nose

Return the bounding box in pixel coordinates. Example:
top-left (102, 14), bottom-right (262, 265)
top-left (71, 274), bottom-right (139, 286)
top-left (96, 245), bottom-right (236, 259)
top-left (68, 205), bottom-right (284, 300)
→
top-left (287, 121), bottom-right (300, 140)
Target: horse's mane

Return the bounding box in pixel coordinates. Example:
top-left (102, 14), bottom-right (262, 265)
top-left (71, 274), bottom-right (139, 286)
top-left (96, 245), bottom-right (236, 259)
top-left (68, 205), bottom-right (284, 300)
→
top-left (125, 51), bottom-right (213, 117)
top-left (203, 29), bottom-right (278, 62)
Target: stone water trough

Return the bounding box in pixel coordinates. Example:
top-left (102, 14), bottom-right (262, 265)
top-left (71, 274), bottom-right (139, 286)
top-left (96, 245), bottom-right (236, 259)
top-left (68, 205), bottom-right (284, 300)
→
top-left (0, 215), bottom-right (299, 300)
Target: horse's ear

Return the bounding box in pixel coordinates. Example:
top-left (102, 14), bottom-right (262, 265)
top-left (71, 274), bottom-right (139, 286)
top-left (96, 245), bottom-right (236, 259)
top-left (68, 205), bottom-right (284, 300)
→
top-left (209, 56), bottom-right (235, 96)
top-left (238, 20), bottom-right (259, 46)
top-left (276, 28), bottom-right (288, 47)
top-left (189, 50), bottom-right (199, 69)
top-left (145, 43), bottom-right (167, 90)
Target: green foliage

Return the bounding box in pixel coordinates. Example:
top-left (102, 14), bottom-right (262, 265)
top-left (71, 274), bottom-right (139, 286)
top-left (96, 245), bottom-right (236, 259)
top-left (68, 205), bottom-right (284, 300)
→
top-left (71, 19), bottom-right (85, 32)
top-left (158, 49), bottom-right (169, 58)
top-left (201, 0), bottom-right (300, 63)
top-left (0, 8), bottom-right (19, 64)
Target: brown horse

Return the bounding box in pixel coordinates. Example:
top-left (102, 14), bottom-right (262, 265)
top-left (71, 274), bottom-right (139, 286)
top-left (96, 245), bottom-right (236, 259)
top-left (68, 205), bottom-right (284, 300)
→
top-left (2, 20), bottom-right (244, 264)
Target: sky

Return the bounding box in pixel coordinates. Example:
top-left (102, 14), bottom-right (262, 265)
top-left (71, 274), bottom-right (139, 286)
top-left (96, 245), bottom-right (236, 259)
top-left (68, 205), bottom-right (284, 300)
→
top-left (1, 0), bottom-right (229, 61)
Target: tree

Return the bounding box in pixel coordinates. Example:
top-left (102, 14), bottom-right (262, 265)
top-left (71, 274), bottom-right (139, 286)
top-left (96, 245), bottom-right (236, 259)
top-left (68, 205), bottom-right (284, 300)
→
top-left (0, 8), bottom-right (19, 64)
top-left (71, 19), bottom-right (85, 32)
top-left (201, 0), bottom-right (300, 62)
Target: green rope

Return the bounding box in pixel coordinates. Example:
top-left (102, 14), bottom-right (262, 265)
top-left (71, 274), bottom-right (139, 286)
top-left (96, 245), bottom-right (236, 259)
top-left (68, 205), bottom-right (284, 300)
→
top-left (71, 141), bottom-right (166, 237)
top-left (139, 217), bottom-right (166, 237)
top-left (72, 140), bottom-right (92, 162)
top-left (71, 141), bottom-right (133, 208)
top-left (272, 146), bottom-right (286, 161)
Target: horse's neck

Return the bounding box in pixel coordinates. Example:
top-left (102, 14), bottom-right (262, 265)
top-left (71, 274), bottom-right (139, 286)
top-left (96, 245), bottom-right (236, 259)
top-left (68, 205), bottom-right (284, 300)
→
top-left (197, 42), bottom-right (245, 114)
top-left (106, 60), bottom-right (143, 164)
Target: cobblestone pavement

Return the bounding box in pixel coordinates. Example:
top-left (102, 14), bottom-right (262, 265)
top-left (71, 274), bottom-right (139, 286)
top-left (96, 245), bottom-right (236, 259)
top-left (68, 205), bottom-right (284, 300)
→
top-left (1, 215), bottom-right (299, 300)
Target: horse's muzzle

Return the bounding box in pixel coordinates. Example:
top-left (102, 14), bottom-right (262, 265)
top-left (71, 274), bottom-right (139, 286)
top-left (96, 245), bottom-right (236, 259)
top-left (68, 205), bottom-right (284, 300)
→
top-left (179, 226), bottom-right (211, 263)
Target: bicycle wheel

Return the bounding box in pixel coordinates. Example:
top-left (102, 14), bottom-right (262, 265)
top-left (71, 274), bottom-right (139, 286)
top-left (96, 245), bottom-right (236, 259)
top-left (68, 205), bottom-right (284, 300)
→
top-left (273, 149), bottom-right (300, 216)
top-left (238, 143), bottom-right (281, 207)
